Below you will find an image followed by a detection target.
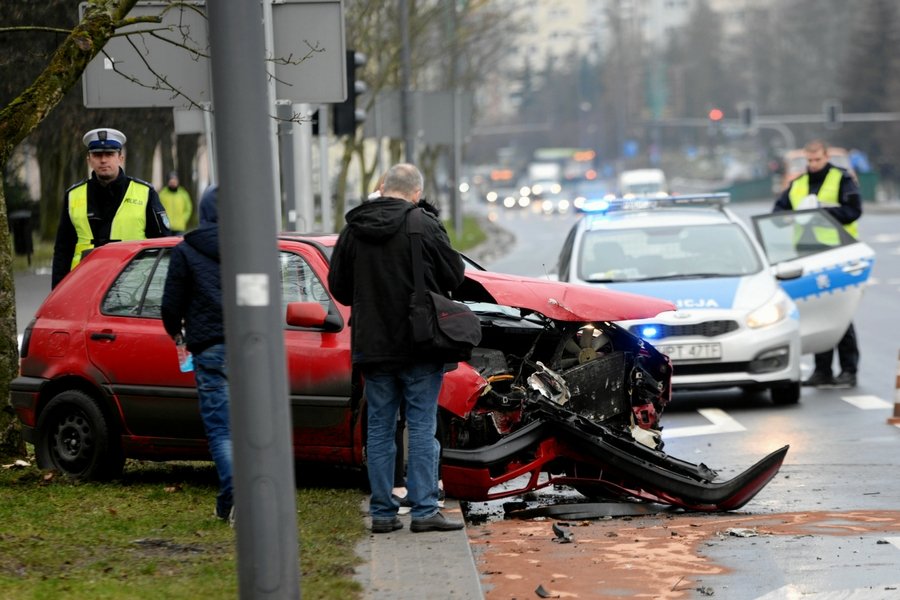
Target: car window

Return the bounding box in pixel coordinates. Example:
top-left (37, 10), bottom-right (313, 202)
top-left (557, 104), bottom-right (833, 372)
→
top-left (102, 248), bottom-right (170, 318)
top-left (279, 251), bottom-right (331, 314)
top-left (753, 210), bottom-right (855, 264)
top-left (579, 223), bottom-right (762, 281)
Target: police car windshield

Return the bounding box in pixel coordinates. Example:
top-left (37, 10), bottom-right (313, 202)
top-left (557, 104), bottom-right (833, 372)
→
top-left (579, 223), bottom-right (762, 282)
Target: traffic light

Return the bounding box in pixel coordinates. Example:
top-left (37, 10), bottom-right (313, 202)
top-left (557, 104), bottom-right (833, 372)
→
top-left (738, 102), bottom-right (756, 129)
top-left (332, 50), bottom-right (367, 136)
top-left (824, 99), bottom-right (842, 129)
top-left (708, 108), bottom-right (724, 122)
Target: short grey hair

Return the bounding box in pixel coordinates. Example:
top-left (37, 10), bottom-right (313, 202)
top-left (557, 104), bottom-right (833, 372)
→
top-left (381, 163), bottom-right (423, 198)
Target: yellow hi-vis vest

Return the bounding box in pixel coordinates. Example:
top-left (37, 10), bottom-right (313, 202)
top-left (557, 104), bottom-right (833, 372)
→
top-left (158, 186), bottom-right (192, 231)
top-left (788, 167), bottom-right (858, 242)
top-left (68, 180), bottom-right (150, 269)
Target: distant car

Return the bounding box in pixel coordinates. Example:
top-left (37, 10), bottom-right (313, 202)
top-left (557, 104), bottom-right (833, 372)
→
top-left (555, 194), bottom-right (875, 405)
top-left (617, 168), bottom-right (668, 197)
top-left (484, 186), bottom-right (526, 209)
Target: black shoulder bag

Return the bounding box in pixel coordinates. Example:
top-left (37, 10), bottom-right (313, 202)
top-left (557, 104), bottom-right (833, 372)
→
top-left (407, 208), bottom-right (482, 363)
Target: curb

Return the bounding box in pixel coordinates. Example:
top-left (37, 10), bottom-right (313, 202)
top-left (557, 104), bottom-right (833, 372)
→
top-left (354, 498), bottom-right (484, 599)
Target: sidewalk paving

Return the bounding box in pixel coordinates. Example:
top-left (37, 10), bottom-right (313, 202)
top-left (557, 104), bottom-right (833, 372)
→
top-left (354, 499), bottom-right (484, 599)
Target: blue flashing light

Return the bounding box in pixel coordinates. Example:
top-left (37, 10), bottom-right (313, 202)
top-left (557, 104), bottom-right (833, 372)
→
top-left (582, 198), bottom-right (610, 213)
top-left (579, 193), bottom-right (731, 215)
top-left (640, 325), bottom-right (660, 339)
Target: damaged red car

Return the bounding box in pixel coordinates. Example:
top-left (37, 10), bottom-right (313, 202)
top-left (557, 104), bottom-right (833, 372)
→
top-left (10, 235), bottom-right (788, 512)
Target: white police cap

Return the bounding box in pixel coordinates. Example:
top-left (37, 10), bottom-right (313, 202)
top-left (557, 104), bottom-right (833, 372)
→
top-left (83, 128), bottom-right (126, 152)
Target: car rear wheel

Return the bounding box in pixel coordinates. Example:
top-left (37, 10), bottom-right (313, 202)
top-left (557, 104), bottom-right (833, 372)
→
top-left (35, 390), bottom-right (124, 480)
top-left (770, 381), bottom-right (801, 406)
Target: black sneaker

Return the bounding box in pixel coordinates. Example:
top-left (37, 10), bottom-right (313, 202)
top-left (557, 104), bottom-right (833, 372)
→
top-left (371, 517), bottom-right (403, 534)
top-left (410, 512), bottom-right (464, 533)
top-left (829, 371), bottom-right (857, 389)
top-left (802, 371), bottom-right (834, 387)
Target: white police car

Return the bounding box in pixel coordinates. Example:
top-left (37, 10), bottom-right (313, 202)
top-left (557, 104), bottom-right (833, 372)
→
top-left (555, 194), bottom-right (874, 404)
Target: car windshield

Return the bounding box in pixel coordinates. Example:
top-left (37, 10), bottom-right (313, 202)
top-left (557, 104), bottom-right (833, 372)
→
top-left (578, 223), bottom-right (763, 282)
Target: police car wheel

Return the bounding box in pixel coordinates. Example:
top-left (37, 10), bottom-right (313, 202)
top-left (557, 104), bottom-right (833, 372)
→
top-left (770, 381), bottom-right (801, 406)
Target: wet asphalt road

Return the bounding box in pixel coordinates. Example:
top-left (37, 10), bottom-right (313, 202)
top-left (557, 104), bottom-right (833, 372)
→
top-left (467, 198), bottom-right (900, 598)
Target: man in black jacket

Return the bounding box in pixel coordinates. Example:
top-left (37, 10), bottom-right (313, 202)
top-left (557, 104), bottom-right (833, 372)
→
top-left (329, 163), bottom-right (465, 534)
top-left (161, 186), bottom-right (233, 523)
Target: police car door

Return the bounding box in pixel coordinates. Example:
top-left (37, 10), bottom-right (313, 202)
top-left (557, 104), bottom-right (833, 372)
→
top-left (751, 209), bottom-right (874, 354)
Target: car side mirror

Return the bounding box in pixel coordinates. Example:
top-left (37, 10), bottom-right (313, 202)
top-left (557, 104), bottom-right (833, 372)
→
top-left (774, 264), bottom-right (803, 281)
top-left (286, 302), bottom-right (341, 331)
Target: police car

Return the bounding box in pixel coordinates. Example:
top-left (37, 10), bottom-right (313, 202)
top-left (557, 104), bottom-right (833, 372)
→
top-left (555, 194), bottom-right (874, 404)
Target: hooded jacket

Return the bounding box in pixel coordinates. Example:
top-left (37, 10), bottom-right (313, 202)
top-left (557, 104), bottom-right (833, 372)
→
top-left (328, 196), bottom-right (465, 366)
top-left (161, 186), bottom-right (224, 354)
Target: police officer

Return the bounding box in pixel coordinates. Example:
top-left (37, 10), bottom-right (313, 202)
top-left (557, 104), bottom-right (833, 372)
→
top-left (773, 139), bottom-right (862, 388)
top-left (51, 128), bottom-right (171, 289)
top-left (158, 170), bottom-right (193, 234)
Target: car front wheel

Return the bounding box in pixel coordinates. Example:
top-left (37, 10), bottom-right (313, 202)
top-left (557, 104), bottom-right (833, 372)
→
top-left (35, 390), bottom-right (124, 480)
top-left (770, 381), bottom-right (801, 406)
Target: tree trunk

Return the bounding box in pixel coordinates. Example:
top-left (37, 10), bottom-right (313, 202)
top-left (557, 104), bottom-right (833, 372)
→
top-left (0, 0), bottom-right (141, 460)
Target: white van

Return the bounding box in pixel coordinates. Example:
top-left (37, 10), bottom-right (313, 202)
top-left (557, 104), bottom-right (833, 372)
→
top-left (618, 169), bottom-right (668, 197)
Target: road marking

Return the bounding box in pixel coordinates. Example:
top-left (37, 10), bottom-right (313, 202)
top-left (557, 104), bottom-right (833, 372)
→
top-left (842, 395), bottom-right (893, 410)
top-left (754, 584), bottom-right (900, 599)
top-left (884, 537), bottom-right (900, 551)
top-left (663, 408), bottom-right (746, 439)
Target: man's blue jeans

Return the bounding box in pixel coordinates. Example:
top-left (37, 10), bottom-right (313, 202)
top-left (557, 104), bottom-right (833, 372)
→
top-left (193, 343), bottom-right (233, 517)
top-left (363, 362), bottom-right (444, 520)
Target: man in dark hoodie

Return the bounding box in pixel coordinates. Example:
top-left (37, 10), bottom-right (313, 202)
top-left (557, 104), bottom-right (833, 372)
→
top-left (161, 185), bottom-right (233, 523)
top-left (773, 139), bottom-right (863, 389)
top-left (328, 163), bottom-right (465, 534)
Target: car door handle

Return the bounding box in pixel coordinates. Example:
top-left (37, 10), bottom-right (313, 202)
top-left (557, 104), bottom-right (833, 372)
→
top-left (90, 331), bottom-right (117, 341)
top-left (842, 260), bottom-right (869, 275)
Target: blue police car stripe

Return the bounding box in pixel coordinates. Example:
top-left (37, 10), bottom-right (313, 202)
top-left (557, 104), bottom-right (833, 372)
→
top-left (606, 277), bottom-right (742, 310)
top-left (779, 259), bottom-right (874, 301)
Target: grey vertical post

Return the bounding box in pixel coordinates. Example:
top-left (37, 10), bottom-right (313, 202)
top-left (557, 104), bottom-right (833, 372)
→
top-left (400, 0), bottom-right (415, 163)
top-left (202, 102), bottom-right (217, 185)
top-left (318, 104), bottom-right (332, 232)
top-left (452, 90), bottom-right (463, 235)
top-left (276, 101), bottom-right (296, 231)
top-left (206, 2), bottom-right (300, 598)
top-left (262, 0), bottom-right (283, 223)
top-left (293, 103), bottom-right (315, 232)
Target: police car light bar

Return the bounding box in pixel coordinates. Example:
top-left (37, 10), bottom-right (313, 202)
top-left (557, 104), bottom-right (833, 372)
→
top-left (581, 192), bottom-right (730, 214)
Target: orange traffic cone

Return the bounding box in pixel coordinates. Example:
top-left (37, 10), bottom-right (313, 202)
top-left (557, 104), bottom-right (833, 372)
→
top-left (889, 350), bottom-right (900, 425)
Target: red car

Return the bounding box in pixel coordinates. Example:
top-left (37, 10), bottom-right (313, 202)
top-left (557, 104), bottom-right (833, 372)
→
top-left (11, 235), bottom-right (787, 511)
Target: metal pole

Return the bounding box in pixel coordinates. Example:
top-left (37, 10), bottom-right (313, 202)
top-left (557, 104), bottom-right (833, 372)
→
top-left (400, 0), bottom-right (415, 163)
top-left (318, 104), bottom-right (333, 232)
top-left (293, 102), bottom-right (315, 232)
top-left (263, 0), bottom-right (282, 222)
top-left (202, 102), bottom-right (217, 186)
top-left (206, 2), bottom-right (300, 598)
top-left (759, 123), bottom-right (796, 152)
top-left (276, 101), bottom-right (295, 231)
top-left (452, 90), bottom-right (463, 235)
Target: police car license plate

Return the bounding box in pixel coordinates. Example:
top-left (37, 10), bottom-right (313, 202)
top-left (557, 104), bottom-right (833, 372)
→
top-left (659, 343), bottom-right (722, 362)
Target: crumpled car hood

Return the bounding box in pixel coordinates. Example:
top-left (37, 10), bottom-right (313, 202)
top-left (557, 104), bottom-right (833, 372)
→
top-left (460, 270), bottom-right (676, 322)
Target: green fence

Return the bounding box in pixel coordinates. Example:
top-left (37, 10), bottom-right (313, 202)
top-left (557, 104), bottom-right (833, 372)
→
top-left (717, 173), bottom-right (879, 203)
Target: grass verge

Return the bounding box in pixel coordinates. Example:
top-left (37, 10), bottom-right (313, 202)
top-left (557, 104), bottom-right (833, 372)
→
top-left (445, 215), bottom-right (487, 252)
top-left (0, 455), bottom-right (367, 599)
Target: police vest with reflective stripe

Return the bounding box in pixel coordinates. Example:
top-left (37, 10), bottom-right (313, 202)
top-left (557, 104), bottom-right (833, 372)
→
top-left (68, 180), bottom-right (150, 269)
top-left (788, 167), bottom-right (858, 240)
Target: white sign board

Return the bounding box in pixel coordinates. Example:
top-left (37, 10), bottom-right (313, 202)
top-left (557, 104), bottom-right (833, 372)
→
top-left (81, 0), bottom-right (346, 108)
